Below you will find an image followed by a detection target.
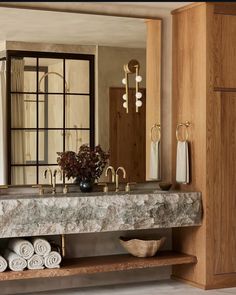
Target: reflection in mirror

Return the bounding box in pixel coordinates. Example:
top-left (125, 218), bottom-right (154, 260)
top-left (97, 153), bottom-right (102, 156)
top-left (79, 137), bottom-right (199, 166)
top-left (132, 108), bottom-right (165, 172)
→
top-left (8, 54), bottom-right (94, 185)
top-left (0, 10), bottom-right (161, 186)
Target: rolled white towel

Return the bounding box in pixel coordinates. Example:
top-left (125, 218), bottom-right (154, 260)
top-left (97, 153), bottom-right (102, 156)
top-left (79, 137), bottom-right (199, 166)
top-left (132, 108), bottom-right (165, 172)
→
top-left (0, 255), bottom-right (7, 272)
top-left (8, 238), bottom-right (34, 260)
top-left (27, 254), bottom-right (44, 270)
top-left (4, 249), bottom-right (27, 272)
top-left (31, 237), bottom-right (51, 257)
top-left (44, 251), bottom-right (62, 269)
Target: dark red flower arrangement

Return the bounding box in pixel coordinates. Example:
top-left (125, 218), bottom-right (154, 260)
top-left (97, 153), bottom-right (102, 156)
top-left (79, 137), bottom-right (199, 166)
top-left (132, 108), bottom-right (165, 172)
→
top-left (57, 144), bottom-right (109, 182)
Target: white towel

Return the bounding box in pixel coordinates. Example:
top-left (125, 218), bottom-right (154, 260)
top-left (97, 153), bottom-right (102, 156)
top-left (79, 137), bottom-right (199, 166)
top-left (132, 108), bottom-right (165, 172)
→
top-left (176, 141), bottom-right (189, 184)
top-left (149, 141), bottom-right (161, 180)
top-left (31, 237), bottom-right (51, 257)
top-left (44, 251), bottom-right (62, 269)
top-left (4, 249), bottom-right (27, 272)
top-left (27, 254), bottom-right (44, 270)
top-left (0, 255), bottom-right (7, 272)
top-left (8, 238), bottom-right (34, 260)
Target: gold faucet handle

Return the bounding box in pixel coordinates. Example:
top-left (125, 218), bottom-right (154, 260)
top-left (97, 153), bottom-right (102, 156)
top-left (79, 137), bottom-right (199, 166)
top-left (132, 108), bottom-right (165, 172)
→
top-left (63, 185), bottom-right (69, 194)
top-left (98, 182), bottom-right (109, 193)
top-left (32, 185), bottom-right (44, 196)
top-left (125, 182), bottom-right (137, 192)
top-left (0, 185), bottom-right (8, 189)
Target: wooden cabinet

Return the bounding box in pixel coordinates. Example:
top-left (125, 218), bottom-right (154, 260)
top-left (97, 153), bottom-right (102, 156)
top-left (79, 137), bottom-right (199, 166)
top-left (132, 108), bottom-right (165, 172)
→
top-left (146, 20), bottom-right (161, 180)
top-left (214, 15), bottom-right (236, 89)
top-left (172, 2), bottom-right (236, 290)
top-left (214, 92), bottom-right (236, 275)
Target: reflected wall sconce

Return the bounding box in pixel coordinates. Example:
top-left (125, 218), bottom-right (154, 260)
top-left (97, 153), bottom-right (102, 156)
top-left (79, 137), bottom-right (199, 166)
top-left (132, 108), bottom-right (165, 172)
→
top-left (122, 59), bottom-right (142, 113)
top-left (38, 71), bottom-right (69, 93)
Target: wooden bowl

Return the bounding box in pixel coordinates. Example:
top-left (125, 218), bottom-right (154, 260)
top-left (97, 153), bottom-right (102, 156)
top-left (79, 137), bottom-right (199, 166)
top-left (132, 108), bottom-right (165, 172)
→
top-left (159, 182), bottom-right (172, 191)
top-left (119, 237), bottom-right (166, 258)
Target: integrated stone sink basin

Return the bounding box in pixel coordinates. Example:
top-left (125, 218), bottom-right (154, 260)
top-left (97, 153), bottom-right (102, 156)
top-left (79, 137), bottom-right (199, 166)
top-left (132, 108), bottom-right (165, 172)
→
top-left (0, 185), bottom-right (202, 239)
top-left (0, 181), bottom-right (164, 199)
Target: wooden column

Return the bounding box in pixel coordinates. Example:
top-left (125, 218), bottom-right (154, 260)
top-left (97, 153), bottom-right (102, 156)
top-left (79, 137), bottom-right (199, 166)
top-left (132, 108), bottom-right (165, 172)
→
top-left (146, 19), bottom-right (162, 180)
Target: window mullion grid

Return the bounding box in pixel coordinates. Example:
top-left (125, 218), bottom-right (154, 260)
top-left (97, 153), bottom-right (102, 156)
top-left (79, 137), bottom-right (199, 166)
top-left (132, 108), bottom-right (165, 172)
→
top-left (63, 58), bottom-right (66, 184)
top-left (36, 58), bottom-right (39, 184)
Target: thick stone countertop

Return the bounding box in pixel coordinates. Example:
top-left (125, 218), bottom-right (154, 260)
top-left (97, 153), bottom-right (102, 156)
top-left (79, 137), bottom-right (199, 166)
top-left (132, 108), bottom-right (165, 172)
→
top-left (0, 190), bottom-right (202, 238)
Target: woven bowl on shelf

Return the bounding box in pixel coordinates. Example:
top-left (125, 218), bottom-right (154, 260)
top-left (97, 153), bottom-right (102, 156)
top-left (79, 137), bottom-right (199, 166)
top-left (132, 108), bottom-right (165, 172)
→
top-left (119, 236), bottom-right (166, 258)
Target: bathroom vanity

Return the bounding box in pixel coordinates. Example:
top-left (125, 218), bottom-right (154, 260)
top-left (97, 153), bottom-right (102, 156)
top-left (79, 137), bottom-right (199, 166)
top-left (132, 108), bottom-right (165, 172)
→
top-left (0, 189), bottom-right (202, 281)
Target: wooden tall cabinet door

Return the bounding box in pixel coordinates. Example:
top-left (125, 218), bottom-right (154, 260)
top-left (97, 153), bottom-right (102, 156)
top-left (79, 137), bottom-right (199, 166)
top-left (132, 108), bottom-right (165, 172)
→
top-left (214, 92), bottom-right (236, 274)
top-left (214, 14), bottom-right (236, 89)
top-left (109, 87), bottom-right (146, 183)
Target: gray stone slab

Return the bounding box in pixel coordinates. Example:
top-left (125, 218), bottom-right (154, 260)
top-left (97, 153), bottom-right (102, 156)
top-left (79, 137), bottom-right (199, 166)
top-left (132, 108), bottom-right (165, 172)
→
top-left (0, 191), bottom-right (202, 238)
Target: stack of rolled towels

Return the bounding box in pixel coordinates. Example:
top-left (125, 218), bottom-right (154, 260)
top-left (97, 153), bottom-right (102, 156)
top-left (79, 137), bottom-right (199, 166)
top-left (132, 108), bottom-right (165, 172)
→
top-left (0, 237), bottom-right (62, 272)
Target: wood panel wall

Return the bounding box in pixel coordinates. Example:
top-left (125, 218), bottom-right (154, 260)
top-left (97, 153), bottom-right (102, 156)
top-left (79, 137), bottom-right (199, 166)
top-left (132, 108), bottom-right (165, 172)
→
top-left (171, 3), bottom-right (207, 288)
top-left (146, 20), bottom-right (161, 180)
top-left (172, 2), bottom-right (236, 289)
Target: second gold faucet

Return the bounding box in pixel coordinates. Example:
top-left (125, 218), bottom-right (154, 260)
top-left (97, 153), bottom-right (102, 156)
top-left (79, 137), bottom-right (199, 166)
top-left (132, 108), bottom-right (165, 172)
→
top-left (105, 166), bottom-right (126, 192)
top-left (44, 168), bottom-right (62, 194)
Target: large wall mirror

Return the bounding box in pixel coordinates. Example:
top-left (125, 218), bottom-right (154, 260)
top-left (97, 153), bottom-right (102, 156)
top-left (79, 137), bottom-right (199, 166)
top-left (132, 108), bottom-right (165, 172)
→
top-left (0, 7), bottom-right (161, 185)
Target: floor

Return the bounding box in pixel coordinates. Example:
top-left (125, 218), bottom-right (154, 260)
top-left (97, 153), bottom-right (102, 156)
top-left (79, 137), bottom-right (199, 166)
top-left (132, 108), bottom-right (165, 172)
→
top-left (25, 280), bottom-right (236, 295)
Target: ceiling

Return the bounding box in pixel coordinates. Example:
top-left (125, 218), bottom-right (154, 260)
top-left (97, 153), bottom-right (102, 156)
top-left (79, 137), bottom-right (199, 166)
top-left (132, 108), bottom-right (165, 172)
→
top-left (0, 2), bottom-right (192, 49)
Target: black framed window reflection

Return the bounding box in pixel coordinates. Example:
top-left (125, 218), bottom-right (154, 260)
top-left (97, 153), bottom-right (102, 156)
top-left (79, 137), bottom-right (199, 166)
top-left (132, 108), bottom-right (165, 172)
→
top-left (7, 51), bottom-right (95, 185)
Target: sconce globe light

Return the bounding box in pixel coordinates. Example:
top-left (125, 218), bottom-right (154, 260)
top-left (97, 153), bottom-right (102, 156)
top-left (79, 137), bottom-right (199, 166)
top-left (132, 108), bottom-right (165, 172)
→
top-left (135, 75), bottom-right (142, 83)
top-left (136, 100), bottom-right (142, 107)
top-left (122, 59), bottom-right (142, 114)
top-left (135, 92), bottom-right (142, 99)
top-left (123, 94), bottom-right (127, 100)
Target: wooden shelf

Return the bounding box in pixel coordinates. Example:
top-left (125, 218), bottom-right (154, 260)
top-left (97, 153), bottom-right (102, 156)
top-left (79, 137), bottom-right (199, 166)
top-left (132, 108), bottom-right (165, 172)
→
top-left (0, 251), bottom-right (197, 282)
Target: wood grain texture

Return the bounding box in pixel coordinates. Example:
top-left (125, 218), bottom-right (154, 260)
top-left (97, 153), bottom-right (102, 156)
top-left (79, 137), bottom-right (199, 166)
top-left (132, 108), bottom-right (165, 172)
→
top-left (146, 20), bottom-right (161, 180)
top-left (172, 2), bottom-right (236, 16)
top-left (214, 14), bottom-right (236, 88)
top-left (172, 2), bottom-right (236, 289)
top-left (0, 252), bottom-right (196, 282)
top-left (172, 3), bottom-right (207, 287)
top-left (213, 92), bottom-right (236, 274)
top-left (109, 87), bottom-right (146, 183)
top-left (171, 3), bottom-right (205, 15)
top-left (206, 4), bottom-right (236, 288)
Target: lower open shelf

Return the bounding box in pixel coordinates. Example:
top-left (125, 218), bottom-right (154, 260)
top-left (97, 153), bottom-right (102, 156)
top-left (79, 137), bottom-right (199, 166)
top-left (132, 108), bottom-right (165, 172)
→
top-left (0, 251), bottom-right (197, 281)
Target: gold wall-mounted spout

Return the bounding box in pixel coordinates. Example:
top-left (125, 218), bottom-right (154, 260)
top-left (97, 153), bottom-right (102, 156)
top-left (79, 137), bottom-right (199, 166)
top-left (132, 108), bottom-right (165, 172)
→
top-left (115, 167), bottom-right (126, 192)
top-left (52, 168), bottom-right (62, 195)
top-left (44, 168), bottom-right (53, 186)
top-left (105, 166), bottom-right (116, 183)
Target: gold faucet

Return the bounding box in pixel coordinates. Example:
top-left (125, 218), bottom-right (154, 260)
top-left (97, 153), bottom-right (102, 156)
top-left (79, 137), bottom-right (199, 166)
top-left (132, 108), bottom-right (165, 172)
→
top-left (52, 168), bottom-right (62, 195)
top-left (44, 168), bottom-right (53, 186)
top-left (105, 166), bottom-right (115, 183)
top-left (115, 167), bottom-right (126, 192)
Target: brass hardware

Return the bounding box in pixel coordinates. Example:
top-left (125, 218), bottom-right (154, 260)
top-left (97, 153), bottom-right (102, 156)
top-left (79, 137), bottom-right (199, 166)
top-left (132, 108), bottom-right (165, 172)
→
top-left (125, 71), bottom-right (129, 113)
top-left (124, 59), bottom-right (140, 74)
top-left (32, 185), bottom-right (44, 196)
top-left (176, 121), bottom-right (191, 142)
top-left (105, 166), bottom-right (116, 183)
top-left (44, 168), bottom-right (53, 185)
top-left (0, 185), bottom-right (8, 194)
top-left (98, 182), bottom-right (109, 193)
top-left (63, 185), bottom-right (68, 194)
top-left (151, 124), bottom-right (161, 143)
top-left (61, 234), bottom-right (66, 258)
top-left (39, 72), bottom-right (69, 93)
top-left (125, 182), bottom-right (137, 192)
top-left (0, 185), bottom-right (8, 189)
top-left (123, 59), bottom-right (142, 113)
top-left (52, 168), bottom-right (62, 195)
top-left (115, 167), bottom-right (126, 192)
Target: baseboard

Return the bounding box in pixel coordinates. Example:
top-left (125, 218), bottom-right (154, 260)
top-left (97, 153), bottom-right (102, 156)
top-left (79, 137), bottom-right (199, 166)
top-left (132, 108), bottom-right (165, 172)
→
top-left (171, 275), bottom-right (206, 290)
